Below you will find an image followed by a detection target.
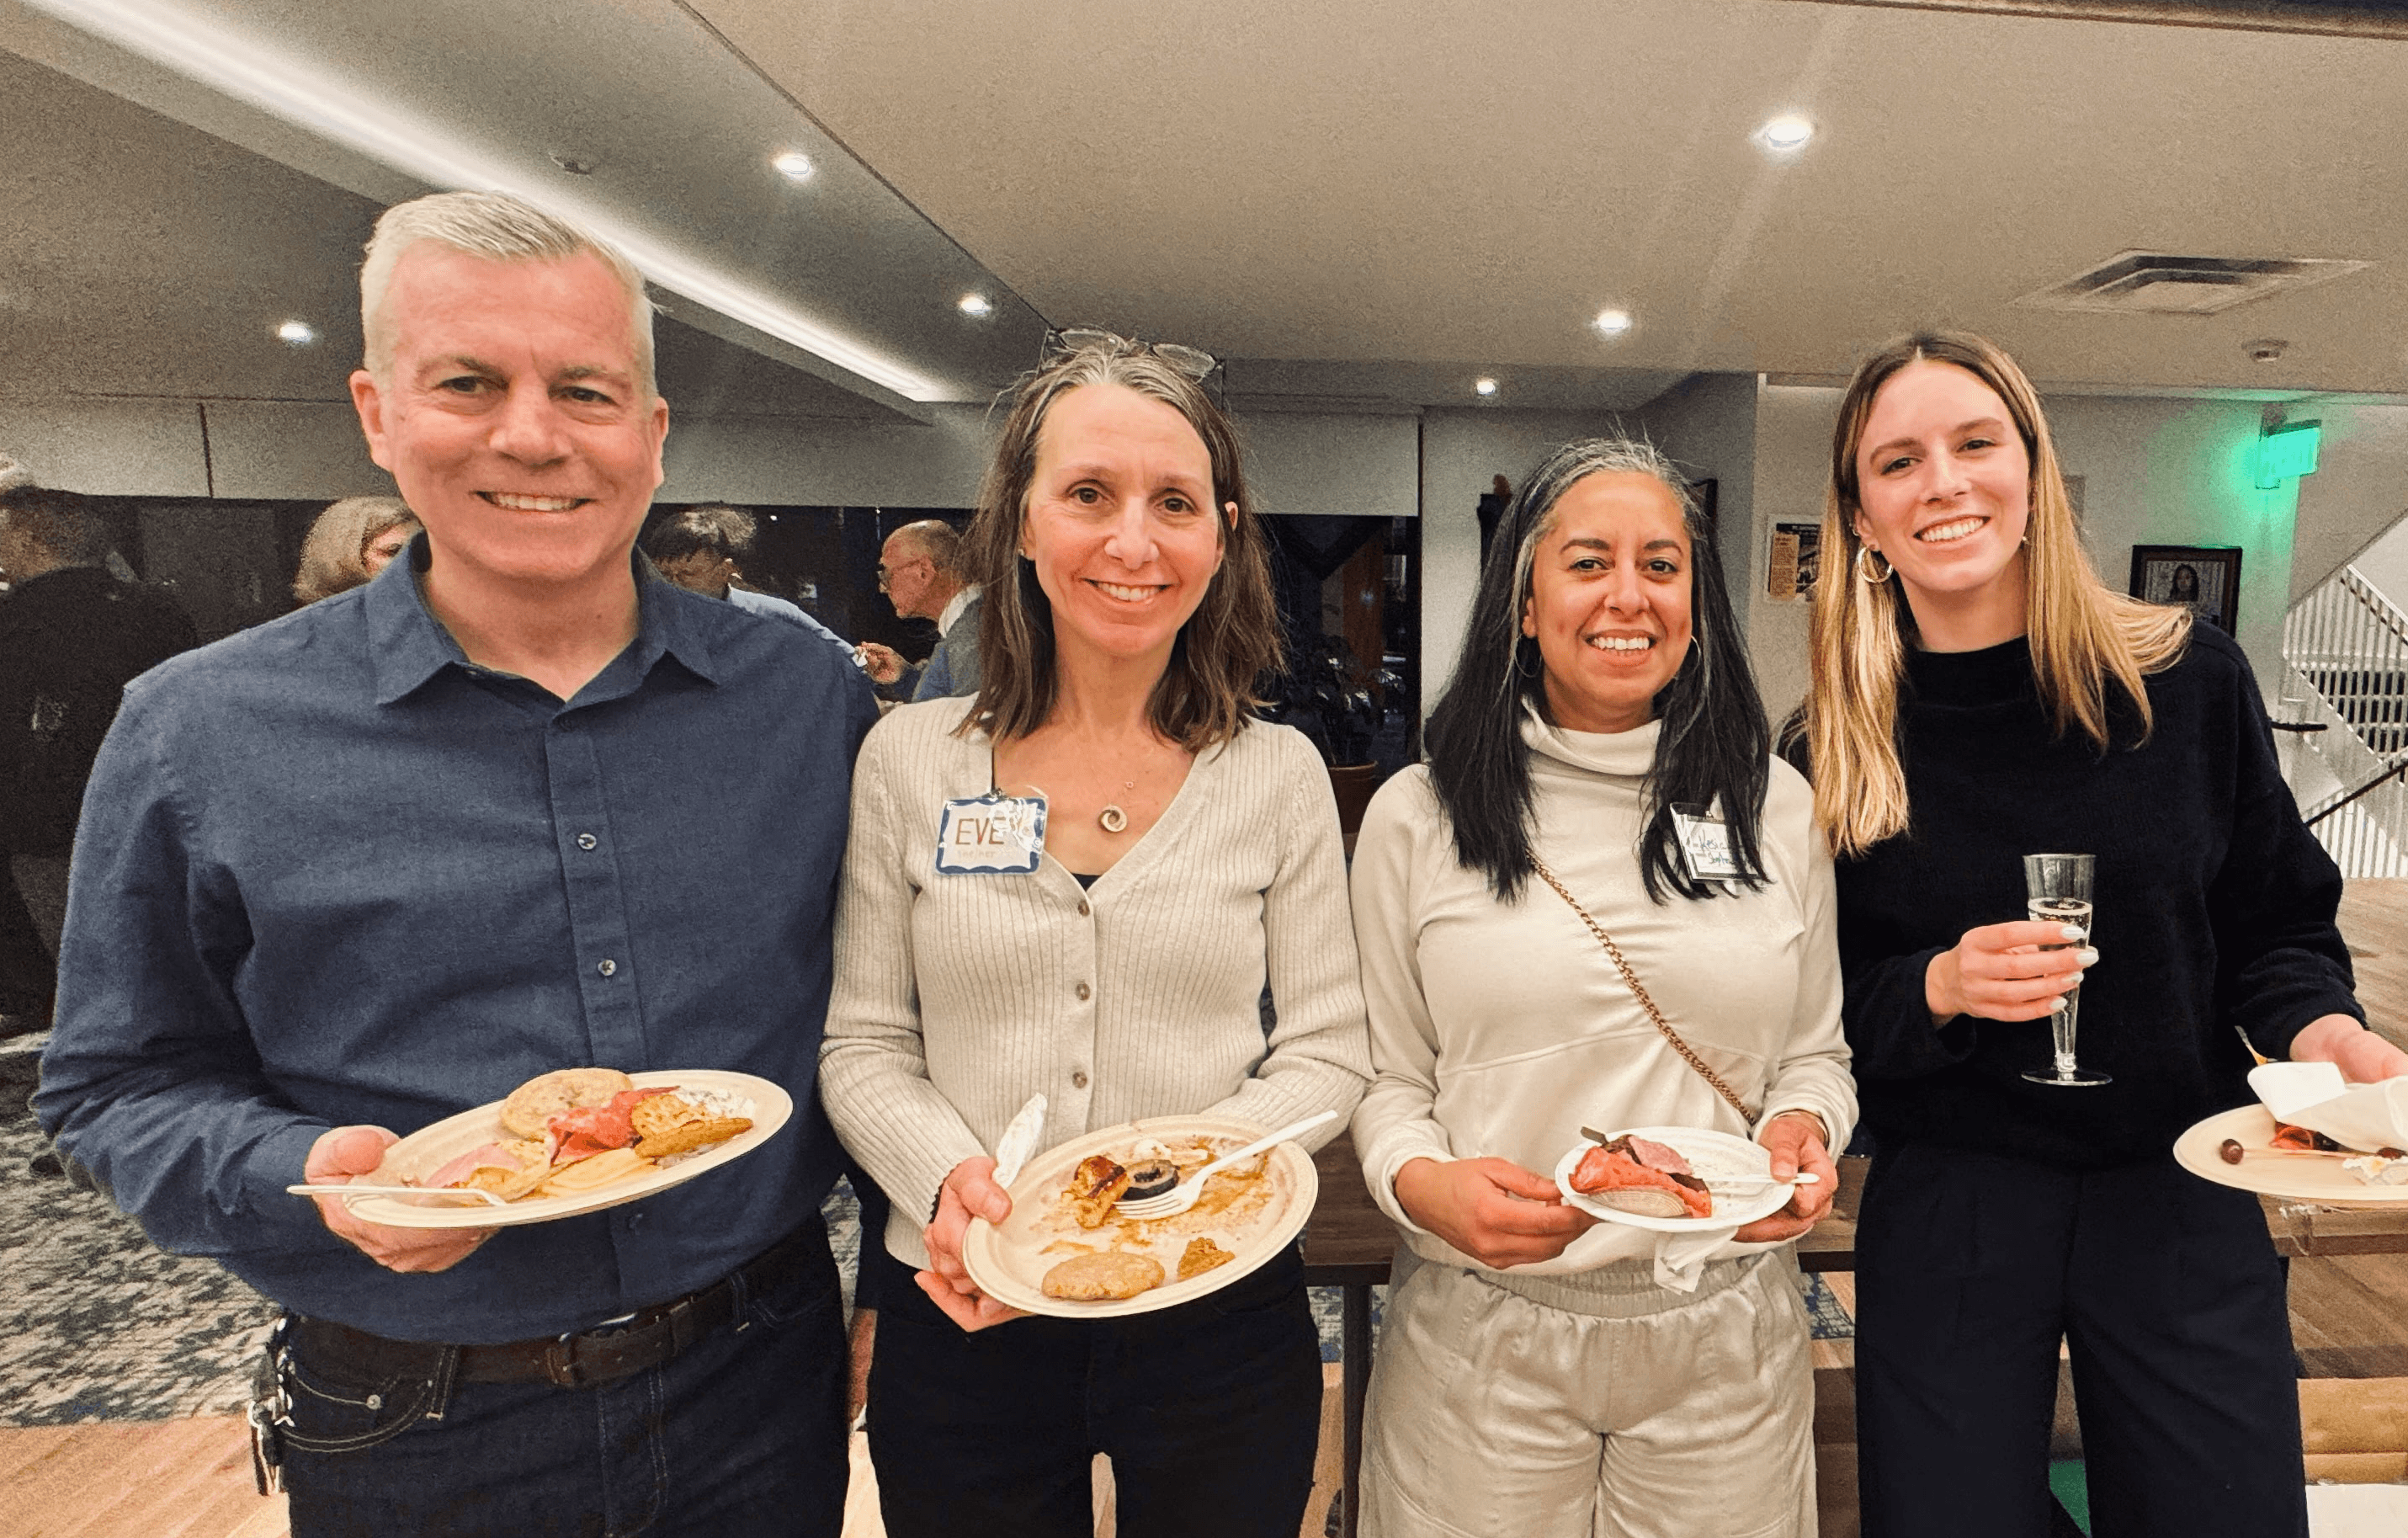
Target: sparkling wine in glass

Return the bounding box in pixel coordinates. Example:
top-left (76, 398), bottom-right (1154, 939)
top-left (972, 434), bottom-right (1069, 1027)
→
top-left (2022, 853), bottom-right (2107, 1087)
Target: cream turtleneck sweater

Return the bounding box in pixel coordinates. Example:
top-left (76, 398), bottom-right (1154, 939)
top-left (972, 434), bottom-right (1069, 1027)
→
top-left (1348, 709), bottom-right (1855, 1282)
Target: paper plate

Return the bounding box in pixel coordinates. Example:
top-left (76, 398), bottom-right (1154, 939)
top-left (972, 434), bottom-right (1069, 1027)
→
top-left (2173, 1104), bottom-right (2408, 1208)
top-left (961, 1115), bottom-right (1317, 1320)
top-left (1552, 1125), bottom-right (1794, 1233)
top-left (325, 1069), bottom-right (792, 1229)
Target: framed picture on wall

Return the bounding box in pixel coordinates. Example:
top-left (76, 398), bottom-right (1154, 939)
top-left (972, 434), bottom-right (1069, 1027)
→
top-left (2129, 545), bottom-right (2241, 634)
top-left (1767, 522), bottom-right (1821, 602)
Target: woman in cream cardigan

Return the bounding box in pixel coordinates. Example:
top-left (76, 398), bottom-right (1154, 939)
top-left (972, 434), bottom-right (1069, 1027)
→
top-left (1349, 439), bottom-right (1854, 1537)
top-left (819, 333), bottom-right (1370, 1538)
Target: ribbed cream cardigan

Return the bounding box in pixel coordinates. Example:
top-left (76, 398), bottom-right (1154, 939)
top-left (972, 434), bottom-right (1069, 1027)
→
top-left (1350, 710), bottom-right (1857, 1282)
top-left (821, 699), bottom-right (1374, 1269)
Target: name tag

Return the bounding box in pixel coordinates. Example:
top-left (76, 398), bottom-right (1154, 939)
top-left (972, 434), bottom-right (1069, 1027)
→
top-left (1671, 800), bottom-right (1746, 884)
top-left (935, 794), bottom-right (1047, 875)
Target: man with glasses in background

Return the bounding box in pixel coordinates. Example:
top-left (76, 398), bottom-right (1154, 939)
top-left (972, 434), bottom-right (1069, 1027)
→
top-left (857, 518), bottom-right (981, 700)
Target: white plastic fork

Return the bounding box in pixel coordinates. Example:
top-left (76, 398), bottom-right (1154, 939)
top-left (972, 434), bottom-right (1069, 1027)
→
top-left (1113, 1110), bottom-right (1338, 1220)
top-left (286, 1182), bottom-right (510, 1206)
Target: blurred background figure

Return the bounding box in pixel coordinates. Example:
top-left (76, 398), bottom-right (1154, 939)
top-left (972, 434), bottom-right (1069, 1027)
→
top-left (0, 464), bottom-right (195, 1061)
top-left (291, 494), bottom-right (421, 605)
top-left (857, 517), bottom-right (981, 700)
top-left (646, 504), bottom-right (857, 656)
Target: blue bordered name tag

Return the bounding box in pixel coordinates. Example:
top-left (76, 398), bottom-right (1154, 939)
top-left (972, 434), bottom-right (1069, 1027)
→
top-left (1670, 799), bottom-right (1745, 883)
top-left (935, 794), bottom-right (1047, 875)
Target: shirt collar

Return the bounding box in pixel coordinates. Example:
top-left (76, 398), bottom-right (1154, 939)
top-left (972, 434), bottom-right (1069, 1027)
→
top-left (367, 536), bottom-right (725, 706)
top-left (938, 583), bottom-right (981, 636)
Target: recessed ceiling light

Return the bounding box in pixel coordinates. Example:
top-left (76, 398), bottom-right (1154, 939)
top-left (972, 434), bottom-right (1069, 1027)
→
top-left (1757, 114), bottom-right (1815, 152)
top-left (773, 151), bottom-right (816, 183)
top-left (958, 294), bottom-right (993, 317)
top-left (276, 319), bottom-right (316, 345)
top-left (1475, 377), bottom-right (1499, 397)
top-left (1594, 308), bottom-right (1633, 337)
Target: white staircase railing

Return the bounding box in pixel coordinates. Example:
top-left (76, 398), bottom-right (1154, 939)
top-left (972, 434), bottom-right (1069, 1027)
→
top-left (2284, 564), bottom-right (2408, 875)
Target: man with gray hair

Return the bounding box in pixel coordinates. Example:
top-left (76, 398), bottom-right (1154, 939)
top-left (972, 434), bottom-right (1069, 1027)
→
top-left (857, 517), bottom-right (982, 700)
top-left (37, 191), bottom-right (870, 1535)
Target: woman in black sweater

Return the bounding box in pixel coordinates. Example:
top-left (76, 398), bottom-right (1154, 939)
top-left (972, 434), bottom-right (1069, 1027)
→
top-left (1791, 332), bottom-right (2406, 1538)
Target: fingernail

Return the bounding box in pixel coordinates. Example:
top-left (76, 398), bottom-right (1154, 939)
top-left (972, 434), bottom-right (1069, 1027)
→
top-left (2076, 949), bottom-right (2099, 967)
top-left (2060, 924), bottom-right (2086, 941)
top-left (2047, 997), bottom-right (2067, 1012)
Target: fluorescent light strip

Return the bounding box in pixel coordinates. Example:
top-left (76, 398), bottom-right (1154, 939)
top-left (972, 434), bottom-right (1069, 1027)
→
top-left (34, 0), bottom-right (941, 401)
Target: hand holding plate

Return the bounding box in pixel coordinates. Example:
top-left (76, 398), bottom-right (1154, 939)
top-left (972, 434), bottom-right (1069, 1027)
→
top-left (306, 1126), bottom-right (496, 1273)
top-left (918, 1155), bottom-right (1029, 1333)
top-left (1731, 1112), bottom-right (1837, 1243)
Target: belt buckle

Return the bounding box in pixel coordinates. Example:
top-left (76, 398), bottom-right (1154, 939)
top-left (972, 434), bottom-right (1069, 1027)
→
top-left (542, 1333), bottom-right (587, 1389)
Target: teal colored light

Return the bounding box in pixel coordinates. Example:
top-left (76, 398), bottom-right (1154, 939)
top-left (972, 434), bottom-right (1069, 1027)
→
top-left (2256, 421), bottom-right (2321, 489)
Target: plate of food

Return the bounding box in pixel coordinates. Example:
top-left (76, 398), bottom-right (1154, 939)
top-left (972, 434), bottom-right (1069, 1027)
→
top-left (298, 1067), bottom-right (791, 1229)
top-left (1551, 1126), bottom-right (1794, 1233)
top-left (2173, 1104), bottom-right (2408, 1207)
top-left (960, 1115), bottom-right (1318, 1319)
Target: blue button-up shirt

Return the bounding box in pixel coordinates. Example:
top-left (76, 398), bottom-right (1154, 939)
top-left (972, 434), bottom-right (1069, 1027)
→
top-left (37, 544), bottom-right (877, 1343)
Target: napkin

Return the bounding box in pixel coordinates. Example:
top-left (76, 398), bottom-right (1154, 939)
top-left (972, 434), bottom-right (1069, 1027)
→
top-left (2248, 1063), bottom-right (2408, 1152)
top-left (1654, 1227), bottom-right (1735, 1292)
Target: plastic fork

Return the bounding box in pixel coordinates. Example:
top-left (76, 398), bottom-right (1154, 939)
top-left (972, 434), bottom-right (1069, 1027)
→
top-left (286, 1183), bottom-right (510, 1205)
top-left (1113, 1110), bottom-right (1337, 1220)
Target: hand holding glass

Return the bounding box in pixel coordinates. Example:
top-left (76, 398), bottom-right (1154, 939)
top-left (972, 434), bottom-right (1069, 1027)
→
top-left (2023, 853), bottom-right (2107, 1087)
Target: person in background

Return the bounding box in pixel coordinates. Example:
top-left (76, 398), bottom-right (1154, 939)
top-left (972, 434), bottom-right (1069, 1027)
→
top-left (1349, 439), bottom-right (1850, 1537)
top-left (821, 332), bottom-right (1370, 1537)
top-left (644, 503), bottom-right (857, 657)
top-left (292, 495), bottom-right (422, 606)
top-left (0, 467), bottom-right (195, 1055)
top-left (37, 189), bottom-right (874, 1536)
top-left (1793, 330), bottom-right (2408, 1538)
top-left (856, 518), bottom-right (982, 700)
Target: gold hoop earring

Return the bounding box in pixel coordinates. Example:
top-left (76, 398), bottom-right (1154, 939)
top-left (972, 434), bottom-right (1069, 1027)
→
top-left (1855, 545), bottom-right (1895, 585)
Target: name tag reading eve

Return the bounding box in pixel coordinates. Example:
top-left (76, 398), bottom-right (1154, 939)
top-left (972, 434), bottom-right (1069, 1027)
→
top-left (1671, 800), bottom-right (1746, 884)
top-left (935, 794), bottom-right (1047, 875)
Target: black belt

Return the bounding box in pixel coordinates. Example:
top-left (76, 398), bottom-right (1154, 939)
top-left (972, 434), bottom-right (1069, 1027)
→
top-left (290, 1221), bottom-right (822, 1391)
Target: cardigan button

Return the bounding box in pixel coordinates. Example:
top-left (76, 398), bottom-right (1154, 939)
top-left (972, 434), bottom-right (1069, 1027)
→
top-left (1077, 900), bottom-right (1091, 918)
top-left (1074, 982), bottom-right (1092, 1001)
top-left (1071, 1071), bottom-right (1089, 1089)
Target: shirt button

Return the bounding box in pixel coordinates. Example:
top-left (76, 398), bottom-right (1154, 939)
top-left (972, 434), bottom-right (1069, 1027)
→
top-left (1071, 1071), bottom-right (1089, 1089)
top-left (577, 833), bottom-right (598, 850)
top-left (1074, 982), bottom-right (1091, 1001)
top-left (597, 959), bottom-right (618, 977)
top-left (1077, 900), bottom-right (1091, 918)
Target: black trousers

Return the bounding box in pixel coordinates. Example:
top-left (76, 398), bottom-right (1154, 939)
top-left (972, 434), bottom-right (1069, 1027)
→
top-left (863, 1239), bottom-right (1322, 1538)
top-left (1854, 1141), bottom-right (2306, 1538)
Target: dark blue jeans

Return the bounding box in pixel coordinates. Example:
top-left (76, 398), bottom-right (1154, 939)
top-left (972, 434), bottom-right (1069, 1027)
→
top-left (278, 1220), bottom-right (848, 1538)
top-left (864, 1238), bottom-right (1322, 1538)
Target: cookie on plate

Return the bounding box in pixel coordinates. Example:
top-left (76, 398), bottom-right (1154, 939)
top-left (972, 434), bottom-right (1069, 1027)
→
top-left (1177, 1237), bottom-right (1235, 1280)
top-left (1040, 1250), bottom-right (1165, 1301)
top-left (502, 1068), bottom-right (634, 1139)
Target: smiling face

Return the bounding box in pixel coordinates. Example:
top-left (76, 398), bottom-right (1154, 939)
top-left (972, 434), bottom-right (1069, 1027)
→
top-left (1019, 382), bottom-right (1230, 669)
top-left (348, 246), bottom-right (667, 599)
top-left (1520, 471), bottom-right (1693, 735)
top-left (1852, 359), bottom-right (2032, 644)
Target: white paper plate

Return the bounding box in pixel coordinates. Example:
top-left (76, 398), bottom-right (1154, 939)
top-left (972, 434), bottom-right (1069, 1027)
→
top-left (327, 1069), bottom-right (792, 1229)
top-left (961, 1115), bottom-right (1317, 1319)
top-left (1552, 1125), bottom-right (1792, 1233)
top-left (2172, 1104), bottom-right (2408, 1208)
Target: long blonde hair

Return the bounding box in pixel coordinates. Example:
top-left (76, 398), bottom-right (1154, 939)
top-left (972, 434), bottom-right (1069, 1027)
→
top-left (293, 496), bottom-right (418, 605)
top-left (1800, 332), bottom-right (2191, 856)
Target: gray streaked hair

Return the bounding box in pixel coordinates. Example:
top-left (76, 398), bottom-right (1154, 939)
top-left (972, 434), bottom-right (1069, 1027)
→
top-left (359, 190), bottom-right (656, 396)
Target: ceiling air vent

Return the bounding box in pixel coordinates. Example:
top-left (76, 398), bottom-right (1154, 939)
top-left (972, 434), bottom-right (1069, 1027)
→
top-left (2016, 251), bottom-right (2368, 317)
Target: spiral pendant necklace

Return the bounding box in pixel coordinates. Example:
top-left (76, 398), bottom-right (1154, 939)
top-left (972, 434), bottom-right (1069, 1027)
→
top-left (1099, 778), bottom-right (1136, 834)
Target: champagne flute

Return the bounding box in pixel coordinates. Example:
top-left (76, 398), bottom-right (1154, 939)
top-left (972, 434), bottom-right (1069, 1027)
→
top-left (2022, 853), bottom-right (2107, 1087)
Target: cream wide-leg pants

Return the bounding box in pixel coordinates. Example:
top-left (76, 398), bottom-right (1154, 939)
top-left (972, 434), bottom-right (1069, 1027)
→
top-left (1359, 1248), bottom-right (1817, 1538)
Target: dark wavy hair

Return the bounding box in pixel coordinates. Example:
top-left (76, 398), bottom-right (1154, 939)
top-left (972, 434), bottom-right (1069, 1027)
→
top-left (1423, 438), bottom-right (1769, 903)
top-left (957, 333), bottom-right (1279, 752)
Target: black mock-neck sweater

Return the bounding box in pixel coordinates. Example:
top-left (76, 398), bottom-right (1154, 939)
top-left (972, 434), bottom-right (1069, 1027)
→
top-left (1822, 624), bottom-right (2361, 1170)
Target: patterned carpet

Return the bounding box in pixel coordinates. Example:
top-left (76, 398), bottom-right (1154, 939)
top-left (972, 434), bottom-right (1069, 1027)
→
top-left (1, 1035), bottom-right (1847, 1426)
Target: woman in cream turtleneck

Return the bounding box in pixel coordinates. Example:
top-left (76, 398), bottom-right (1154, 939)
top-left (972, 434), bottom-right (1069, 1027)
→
top-left (1349, 439), bottom-right (1855, 1537)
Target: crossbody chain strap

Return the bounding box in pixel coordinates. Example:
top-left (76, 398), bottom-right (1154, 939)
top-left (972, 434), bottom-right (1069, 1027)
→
top-left (1528, 854), bottom-right (1759, 1123)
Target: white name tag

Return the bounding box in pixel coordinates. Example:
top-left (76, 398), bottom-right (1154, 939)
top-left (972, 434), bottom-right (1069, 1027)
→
top-left (1671, 800), bottom-right (1746, 883)
top-left (935, 794), bottom-right (1047, 875)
